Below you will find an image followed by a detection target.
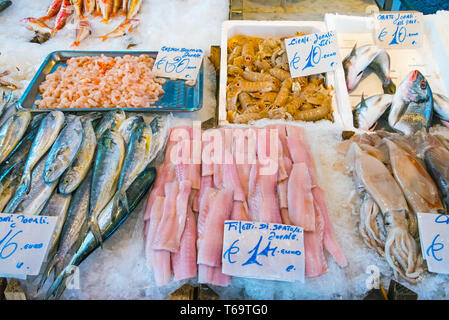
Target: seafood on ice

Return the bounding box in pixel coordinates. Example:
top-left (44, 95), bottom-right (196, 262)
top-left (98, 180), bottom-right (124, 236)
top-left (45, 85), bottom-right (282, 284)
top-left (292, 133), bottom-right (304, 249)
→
top-left (143, 122), bottom-right (347, 287)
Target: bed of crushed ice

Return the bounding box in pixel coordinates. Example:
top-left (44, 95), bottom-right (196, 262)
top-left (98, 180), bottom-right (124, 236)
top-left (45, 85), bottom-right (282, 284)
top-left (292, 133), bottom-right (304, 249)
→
top-left (1, 0), bottom-right (449, 300)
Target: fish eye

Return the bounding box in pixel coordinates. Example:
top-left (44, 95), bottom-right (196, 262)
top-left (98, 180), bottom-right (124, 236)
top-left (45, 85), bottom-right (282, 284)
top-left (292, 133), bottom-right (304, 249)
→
top-left (420, 80), bottom-right (427, 90)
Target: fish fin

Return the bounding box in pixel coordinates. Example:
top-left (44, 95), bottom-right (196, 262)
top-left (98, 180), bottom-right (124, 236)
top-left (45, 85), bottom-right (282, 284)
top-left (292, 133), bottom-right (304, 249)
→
top-left (20, 174), bottom-right (31, 194)
top-left (100, 18), bottom-right (109, 24)
top-left (349, 42), bottom-right (357, 57)
top-left (96, 35), bottom-right (108, 41)
top-left (89, 215), bottom-right (104, 249)
top-left (382, 78), bottom-right (396, 94)
top-left (71, 41), bottom-right (80, 47)
top-left (45, 266), bottom-right (76, 300)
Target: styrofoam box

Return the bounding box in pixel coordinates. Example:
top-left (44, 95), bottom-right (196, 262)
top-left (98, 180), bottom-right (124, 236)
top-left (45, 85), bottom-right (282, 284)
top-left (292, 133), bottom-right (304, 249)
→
top-left (325, 13), bottom-right (449, 131)
top-left (219, 20), bottom-right (346, 127)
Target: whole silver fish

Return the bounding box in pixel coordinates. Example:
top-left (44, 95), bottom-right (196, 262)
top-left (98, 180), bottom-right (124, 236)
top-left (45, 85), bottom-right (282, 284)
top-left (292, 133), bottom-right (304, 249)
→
top-left (59, 117), bottom-right (97, 194)
top-left (147, 116), bottom-right (170, 166)
top-left (118, 115), bottom-right (143, 146)
top-left (41, 191), bottom-right (72, 256)
top-left (0, 91), bottom-right (13, 118)
top-left (388, 70), bottom-right (433, 135)
top-left (368, 50), bottom-right (396, 94)
top-left (0, 111), bottom-right (31, 164)
top-left (38, 170), bottom-right (92, 292)
top-left (343, 44), bottom-right (381, 92)
top-left (19, 111), bottom-right (65, 193)
top-left (5, 153), bottom-right (58, 215)
top-left (46, 166), bottom-right (156, 300)
top-left (95, 109), bottom-right (126, 140)
top-left (353, 94), bottom-right (393, 130)
top-left (44, 116), bottom-right (83, 184)
top-left (433, 93), bottom-right (449, 121)
top-left (114, 120), bottom-right (151, 210)
top-left (89, 129), bottom-right (125, 246)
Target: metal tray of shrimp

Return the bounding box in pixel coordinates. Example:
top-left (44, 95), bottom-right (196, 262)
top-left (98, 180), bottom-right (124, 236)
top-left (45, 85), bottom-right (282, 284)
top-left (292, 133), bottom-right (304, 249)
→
top-left (18, 50), bottom-right (204, 113)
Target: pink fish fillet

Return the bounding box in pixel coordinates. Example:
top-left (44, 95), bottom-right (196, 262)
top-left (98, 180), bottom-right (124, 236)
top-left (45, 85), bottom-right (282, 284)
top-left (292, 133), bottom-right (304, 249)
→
top-left (285, 136), bottom-right (318, 186)
top-left (190, 189), bottom-right (199, 212)
top-left (197, 187), bottom-right (233, 267)
top-left (143, 161), bottom-right (176, 222)
top-left (198, 264), bottom-right (232, 287)
top-left (287, 163), bottom-right (315, 231)
top-left (171, 206), bottom-right (198, 281)
top-left (153, 181), bottom-right (192, 252)
top-left (231, 201), bottom-right (250, 221)
top-left (312, 186), bottom-right (347, 268)
top-left (247, 162), bottom-right (281, 223)
top-left (304, 201), bottom-right (328, 278)
top-left (219, 149), bottom-right (246, 202)
top-left (198, 175), bottom-right (213, 208)
top-left (145, 196), bottom-right (172, 286)
top-left (277, 179), bottom-right (288, 209)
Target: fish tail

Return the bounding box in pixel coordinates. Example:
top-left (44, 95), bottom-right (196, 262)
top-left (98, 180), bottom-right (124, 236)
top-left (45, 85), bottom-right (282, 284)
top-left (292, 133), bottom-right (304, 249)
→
top-left (45, 265), bottom-right (76, 300)
top-left (382, 78), bottom-right (396, 94)
top-left (71, 40), bottom-right (80, 47)
top-left (37, 253), bottom-right (59, 293)
top-left (89, 215), bottom-right (104, 248)
top-left (96, 35), bottom-right (109, 41)
top-left (117, 191), bottom-right (129, 213)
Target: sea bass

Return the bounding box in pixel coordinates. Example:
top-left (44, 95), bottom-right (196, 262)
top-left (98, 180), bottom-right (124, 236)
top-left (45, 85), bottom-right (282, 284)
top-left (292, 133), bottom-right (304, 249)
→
top-left (126, 0), bottom-right (141, 19)
top-left (44, 116), bottom-right (83, 184)
top-left (89, 129), bottom-right (125, 246)
top-left (388, 70), bottom-right (433, 135)
top-left (353, 94), bottom-right (393, 130)
top-left (343, 44), bottom-right (382, 92)
top-left (97, 18), bottom-right (139, 41)
top-left (20, 17), bottom-right (53, 35)
top-left (59, 116), bottom-right (98, 194)
top-left (0, 111), bottom-right (31, 164)
top-left (52, 0), bottom-right (73, 36)
top-left (46, 166), bottom-right (156, 299)
top-left (71, 19), bottom-right (92, 47)
top-left (19, 111), bottom-right (65, 194)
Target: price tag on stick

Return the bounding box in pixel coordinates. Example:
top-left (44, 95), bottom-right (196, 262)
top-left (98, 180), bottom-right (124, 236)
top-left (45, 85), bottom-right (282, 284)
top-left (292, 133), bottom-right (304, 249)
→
top-left (374, 11), bottom-right (423, 49)
top-left (153, 46), bottom-right (204, 81)
top-left (222, 220), bottom-right (305, 282)
top-left (417, 212), bottom-right (449, 274)
top-left (0, 214), bottom-right (57, 277)
top-left (284, 30), bottom-right (341, 78)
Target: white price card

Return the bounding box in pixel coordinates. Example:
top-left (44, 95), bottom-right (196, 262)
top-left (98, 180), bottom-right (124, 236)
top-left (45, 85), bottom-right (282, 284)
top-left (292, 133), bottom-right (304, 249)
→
top-left (152, 46), bottom-right (204, 81)
top-left (222, 220), bottom-right (305, 282)
top-left (417, 212), bottom-right (449, 274)
top-left (284, 30), bottom-right (340, 78)
top-left (0, 213), bottom-right (57, 277)
top-left (374, 11), bottom-right (423, 49)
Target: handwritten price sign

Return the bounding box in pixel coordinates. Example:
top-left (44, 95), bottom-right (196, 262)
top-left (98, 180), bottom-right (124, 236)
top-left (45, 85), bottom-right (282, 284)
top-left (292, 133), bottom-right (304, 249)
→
top-left (374, 11), bottom-right (423, 49)
top-left (284, 30), bottom-right (340, 78)
top-left (417, 212), bottom-right (449, 274)
top-left (153, 46), bottom-right (204, 81)
top-left (0, 213), bottom-right (57, 277)
top-left (222, 220), bottom-right (305, 282)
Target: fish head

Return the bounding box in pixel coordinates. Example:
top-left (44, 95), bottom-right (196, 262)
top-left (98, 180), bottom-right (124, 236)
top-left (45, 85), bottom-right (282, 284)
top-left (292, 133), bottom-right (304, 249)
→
top-left (404, 70), bottom-right (432, 103)
top-left (343, 56), bottom-right (364, 92)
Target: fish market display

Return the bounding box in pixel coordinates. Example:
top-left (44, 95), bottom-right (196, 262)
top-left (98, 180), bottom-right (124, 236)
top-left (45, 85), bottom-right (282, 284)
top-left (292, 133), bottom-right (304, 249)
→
top-left (97, 18), bottom-right (140, 41)
top-left (352, 70), bottom-right (449, 134)
top-left (143, 123), bottom-right (347, 287)
top-left (35, 55), bottom-right (165, 109)
top-left (342, 44), bottom-right (396, 94)
top-left (338, 129), bottom-right (449, 283)
top-left (226, 34), bottom-right (334, 124)
top-left (0, 109), bottom-right (167, 299)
